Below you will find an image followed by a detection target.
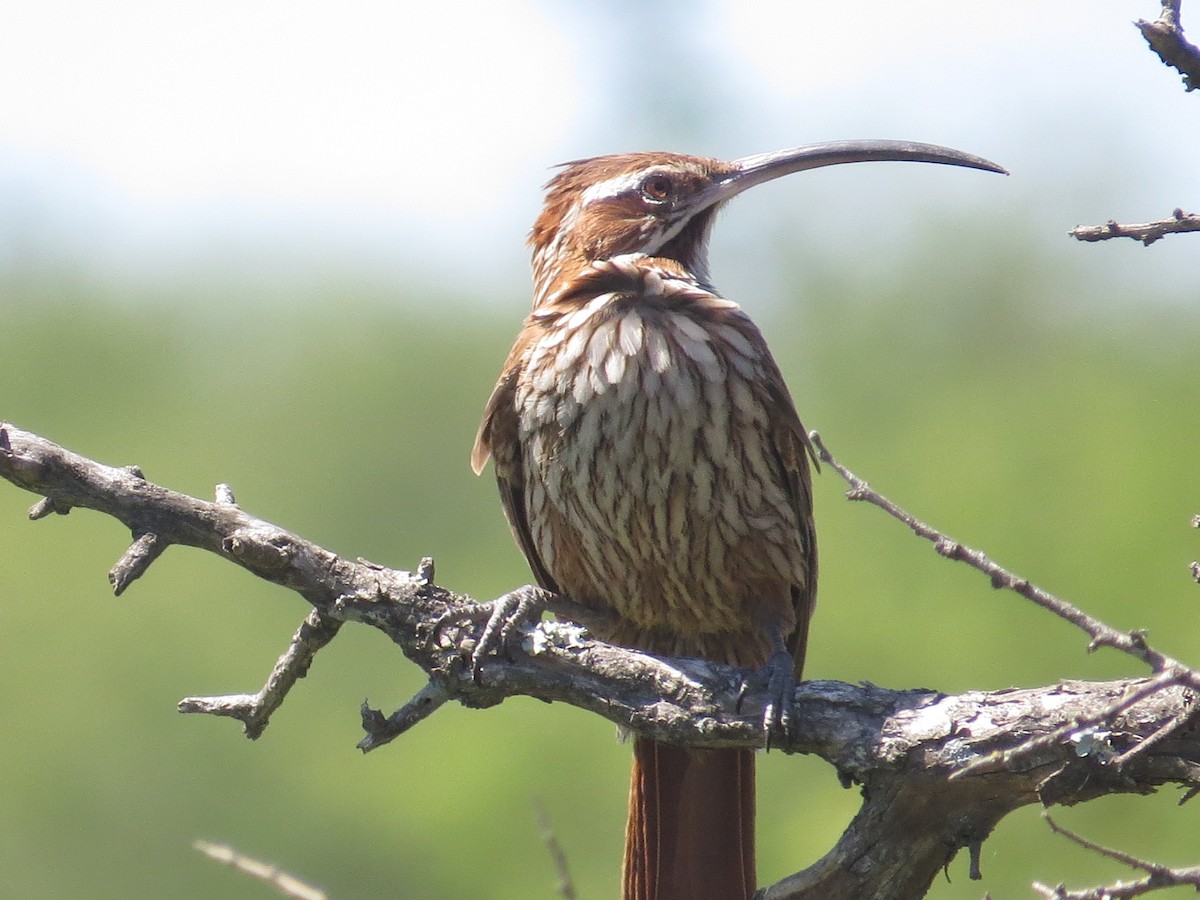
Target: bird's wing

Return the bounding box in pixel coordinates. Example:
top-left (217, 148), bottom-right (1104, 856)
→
top-left (761, 363), bottom-right (819, 678)
top-left (471, 328), bottom-right (562, 595)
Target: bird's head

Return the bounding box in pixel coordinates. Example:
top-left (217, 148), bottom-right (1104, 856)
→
top-left (529, 140), bottom-right (1005, 304)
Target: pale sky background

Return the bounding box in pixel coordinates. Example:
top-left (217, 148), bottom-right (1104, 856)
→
top-left (0, 0), bottom-right (1196, 306)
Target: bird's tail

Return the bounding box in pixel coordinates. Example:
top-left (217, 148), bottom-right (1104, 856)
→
top-left (622, 738), bottom-right (755, 900)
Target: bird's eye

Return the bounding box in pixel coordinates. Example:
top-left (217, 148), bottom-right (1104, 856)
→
top-left (640, 174), bottom-right (673, 203)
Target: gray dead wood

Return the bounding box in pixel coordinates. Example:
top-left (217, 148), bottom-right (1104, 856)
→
top-left (1, 422), bottom-right (1198, 900)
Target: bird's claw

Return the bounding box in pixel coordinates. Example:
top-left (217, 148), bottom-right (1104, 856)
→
top-left (759, 648), bottom-right (796, 750)
top-left (435, 585), bottom-right (548, 683)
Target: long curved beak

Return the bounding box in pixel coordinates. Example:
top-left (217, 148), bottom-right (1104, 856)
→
top-left (701, 140), bottom-right (1007, 209)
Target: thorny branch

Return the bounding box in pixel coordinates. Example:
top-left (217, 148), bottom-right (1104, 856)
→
top-left (2, 421), bottom-right (1199, 900)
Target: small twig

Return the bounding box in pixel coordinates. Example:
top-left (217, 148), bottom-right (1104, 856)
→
top-left (533, 798), bottom-right (578, 900)
top-left (1044, 814), bottom-right (1159, 871)
top-left (951, 670), bottom-right (1177, 781)
top-left (28, 495), bottom-right (71, 518)
top-left (193, 840), bottom-right (328, 900)
top-left (109, 531), bottom-right (166, 596)
top-left (179, 609), bottom-right (343, 739)
top-left (1070, 209), bottom-right (1200, 245)
top-left (1190, 515), bottom-right (1200, 584)
top-left (1137, 0), bottom-right (1200, 91)
top-left (357, 679), bottom-right (450, 752)
top-left (1108, 698), bottom-right (1200, 770)
top-left (808, 430), bottom-right (1200, 779)
top-left (809, 432), bottom-right (1167, 670)
top-left (966, 840), bottom-right (983, 880)
top-left (1030, 814), bottom-right (1200, 898)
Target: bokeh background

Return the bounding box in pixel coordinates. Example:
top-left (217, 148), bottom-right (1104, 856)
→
top-left (2, 1), bottom-right (1198, 897)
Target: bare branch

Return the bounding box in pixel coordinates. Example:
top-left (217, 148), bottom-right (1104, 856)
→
top-left (1191, 514), bottom-right (1200, 584)
top-left (1069, 209), bottom-right (1200, 245)
top-left (1137, 0), bottom-right (1200, 92)
top-left (1031, 815), bottom-right (1200, 899)
top-left (109, 531), bottom-right (166, 595)
top-left (808, 430), bottom-right (1200, 791)
top-left (193, 840), bottom-right (328, 900)
top-left (808, 430), bottom-right (1200, 679)
top-left (534, 798), bottom-right (578, 900)
top-left (28, 494), bottom-right (71, 518)
top-left (953, 671), bottom-right (1178, 784)
top-left (0, 421), bottom-right (465, 734)
top-left (1068, 3), bottom-right (1199, 248)
top-left (1043, 814), bottom-right (1171, 875)
top-left (179, 609), bottom-right (343, 739)
top-left (357, 679), bottom-right (451, 752)
top-left (4, 421), bottom-right (1200, 900)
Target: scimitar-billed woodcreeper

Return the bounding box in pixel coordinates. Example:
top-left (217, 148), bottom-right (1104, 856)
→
top-left (472, 140), bottom-right (1006, 900)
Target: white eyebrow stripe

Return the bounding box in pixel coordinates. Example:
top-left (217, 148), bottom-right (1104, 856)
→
top-left (579, 171), bottom-right (645, 206)
top-left (578, 165), bottom-right (682, 208)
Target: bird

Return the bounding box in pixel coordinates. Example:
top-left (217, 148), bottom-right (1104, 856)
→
top-left (472, 140), bottom-right (1005, 900)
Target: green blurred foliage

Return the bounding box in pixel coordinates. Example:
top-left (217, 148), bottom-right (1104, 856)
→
top-left (1, 228), bottom-right (1198, 899)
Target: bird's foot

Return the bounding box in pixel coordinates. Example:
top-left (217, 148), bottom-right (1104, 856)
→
top-left (435, 585), bottom-right (552, 684)
top-left (759, 648), bottom-right (796, 751)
